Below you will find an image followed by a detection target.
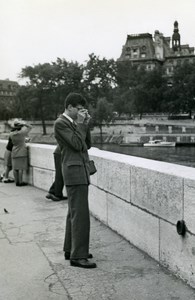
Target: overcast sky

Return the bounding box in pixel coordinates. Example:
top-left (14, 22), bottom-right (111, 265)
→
top-left (1, 0), bottom-right (195, 82)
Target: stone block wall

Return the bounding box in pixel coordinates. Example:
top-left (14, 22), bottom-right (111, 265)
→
top-left (89, 148), bottom-right (195, 288)
top-left (0, 140), bottom-right (195, 288)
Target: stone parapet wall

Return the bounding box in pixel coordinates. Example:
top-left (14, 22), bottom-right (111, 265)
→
top-left (0, 140), bottom-right (195, 288)
top-left (89, 149), bottom-right (195, 288)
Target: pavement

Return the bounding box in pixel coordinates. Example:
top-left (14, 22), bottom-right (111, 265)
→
top-left (0, 183), bottom-right (195, 300)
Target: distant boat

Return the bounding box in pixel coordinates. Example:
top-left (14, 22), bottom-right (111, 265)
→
top-left (143, 140), bottom-right (176, 147)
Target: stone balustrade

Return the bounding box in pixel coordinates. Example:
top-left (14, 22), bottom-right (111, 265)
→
top-left (0, 139), bottom-right (195, 288)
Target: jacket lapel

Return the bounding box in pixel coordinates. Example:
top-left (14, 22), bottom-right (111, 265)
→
top-left (59, 114), bottom-right (76, 130)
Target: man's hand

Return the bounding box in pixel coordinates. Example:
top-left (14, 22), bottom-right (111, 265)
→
top-left (84, 111), bottom-right (91, 124)
top-left (77, 109), bottom-right (91, 124)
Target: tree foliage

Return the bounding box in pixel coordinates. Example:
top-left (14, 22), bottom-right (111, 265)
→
top-left (83, 53), bottom-right (117, 106)
top-left (91, 97), bottom-right (113, 144)
top-left (19, 59), bottom-right (84, 134)
top-left (7, 54), bottom-right (195, 131)
top-left (165, 62), bottom-right (195, 115)
top-left (114, 63), bottom-right (166, 117)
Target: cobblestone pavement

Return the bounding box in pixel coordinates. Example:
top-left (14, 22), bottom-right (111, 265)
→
top-left (0, 183), bottom-right (195, 300)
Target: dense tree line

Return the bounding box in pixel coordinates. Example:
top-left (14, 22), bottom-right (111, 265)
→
top-left (2, 55), bottom-right (195, 133)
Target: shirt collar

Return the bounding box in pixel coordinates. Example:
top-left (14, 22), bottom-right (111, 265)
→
top-left (63, 112), bottom-right (74, 123)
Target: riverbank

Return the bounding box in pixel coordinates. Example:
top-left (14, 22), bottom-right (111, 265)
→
top-left (1, 118), bottom-right (195, 145)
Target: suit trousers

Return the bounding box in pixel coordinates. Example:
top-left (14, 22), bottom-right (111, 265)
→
top-left (63, 184), bottom-right (90, 259)
top-left (49, 153), bottom-right (64, 198)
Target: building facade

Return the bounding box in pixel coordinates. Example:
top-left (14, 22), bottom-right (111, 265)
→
top-left (0, 79), bottom-right (19, 101)
top-left (0, 79), bottom-right (19, 119)
top-left (118, 21), bottom-right (195, 82)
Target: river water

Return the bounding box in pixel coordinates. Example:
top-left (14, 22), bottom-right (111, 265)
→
top-left (94, 144), bottom-right (195, 168)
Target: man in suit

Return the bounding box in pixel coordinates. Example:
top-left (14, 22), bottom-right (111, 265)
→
top-left (46, 144), bottom-right (68, 201)
top-left (54, 92), bottom-right (96, 269)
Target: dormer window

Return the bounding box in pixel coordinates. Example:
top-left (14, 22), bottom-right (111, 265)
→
top-left (133, 48), bottom-right (138, 58)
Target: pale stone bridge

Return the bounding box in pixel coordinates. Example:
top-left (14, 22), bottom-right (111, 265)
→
top-left (0, 139), bottom-right (195, 299)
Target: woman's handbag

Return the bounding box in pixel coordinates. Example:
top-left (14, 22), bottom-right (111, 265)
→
top-left (89, 160), bottom-right (97, 175)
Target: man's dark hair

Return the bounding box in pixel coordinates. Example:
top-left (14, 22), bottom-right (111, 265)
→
top-left (64, 93), bottom-right (87, 109)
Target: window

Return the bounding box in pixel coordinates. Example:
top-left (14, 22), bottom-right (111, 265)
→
top-left (146, 65), bottom-right (152, 70)
top-left (166, 67), bottom-right (173, 74)
top-left (133, 48), bottom-right (138, 58)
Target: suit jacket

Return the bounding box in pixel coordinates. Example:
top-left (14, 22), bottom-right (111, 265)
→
top-left (54, 114), bottom-right (91, 186)
top-left (53, 144), bottom-right (61, 155)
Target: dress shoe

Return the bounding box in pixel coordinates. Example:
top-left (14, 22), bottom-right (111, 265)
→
top-left (0, 174), bottom-right (3, 182)
top-left (70, 259), bottom-right (97, 269)
top-left (56, 195), bottom-right (68, 200)
top-left (16, 182), bottom-right (28, 186)
top-left (19, 182), bottom-right (28, 186)
top-left (46, 193), bottom-right (52, 199)
top-left (45, 193), bottom-right (61, 201)
top-left (3, 178), bottom-right (14, 183)
top-left (65, 252), bottom-right (93, 260)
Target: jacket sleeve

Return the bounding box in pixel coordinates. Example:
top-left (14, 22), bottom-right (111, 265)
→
top-left (54, 119), bottom-right (87, 152)
top-left (20, 125), bottom-right (32, 136)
